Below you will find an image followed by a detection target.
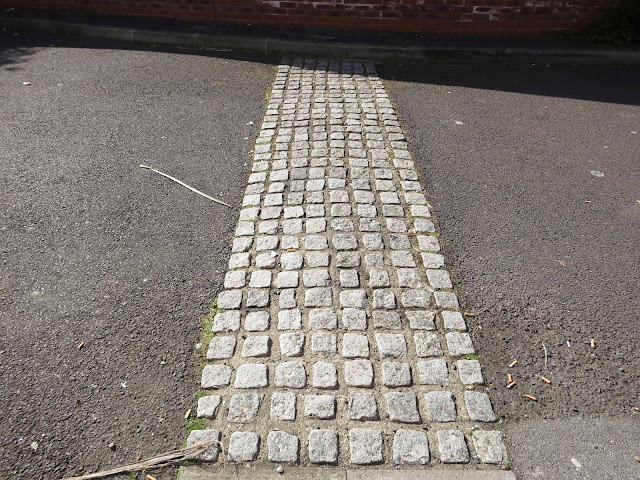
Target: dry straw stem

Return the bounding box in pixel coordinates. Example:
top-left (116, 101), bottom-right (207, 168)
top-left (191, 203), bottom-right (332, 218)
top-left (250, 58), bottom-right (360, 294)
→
top-left (61, 442), bottom-right (212, 480)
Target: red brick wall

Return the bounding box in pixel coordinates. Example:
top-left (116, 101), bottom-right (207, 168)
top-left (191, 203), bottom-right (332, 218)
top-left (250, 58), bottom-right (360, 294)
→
top-left (0, 0), bottom-right (619, 35)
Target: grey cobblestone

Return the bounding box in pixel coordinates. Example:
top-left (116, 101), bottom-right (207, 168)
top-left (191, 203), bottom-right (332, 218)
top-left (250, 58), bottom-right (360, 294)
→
top-left (414, 332), bottom-right (444, 357)
top-left (277, 309), bottom-right (302, 330)
top-left (339, 269), bottom-right (359, 287)
top-left (309, 309), bottom-right (338, 330)
top-left (228, 252), bottom-right (250, 269)
top-left (228, 393), bottom-right (260, 423)
top-left (303, 269), bottom-right (331, 287)
top-left (234, 364), bottom-right (268, 389)
top-left (349, 429), bottom-right (383, 465)
top-left (305, 287), bottom-right (333, 307)
top-left (196, 395), bottom-right (222, 419)
top-left (472, 431), bottom-right (508, 464)
top-left (244, 312), bottom-right (270, 332)
top-left (336, 252), bottom-right (360, 268)
top-left (278, 289), bottom-right (296, 309)
top-left (437, 430), bottom-right (469, 463)
top-left (464, 391), bottom-right (496, 422)
top-left (457, 359), bottom-right (484, 384)
top-left (267, 431), bottom-right (299, 462)
top-left (228, 431), bottom-right (260, 462)
top-left (348, 392), bottom-right (379, 421)
top-left (307, 251), bottom-right (329, 268)
top-left (391, 250), bottom-right (416, 267)
top-left (342, 333), bottom-right (369, 358)
top-left (368, 268), bottom-right (390, 288)
top-left (401, 289), bottom-right (430, 308)
top-left (386, 392), bottom-right (421, 423)
top-left (434, 291), bottom-right (460, 309)
top-left (275, 361), bottom-right (307, 388)
top-left (424, 391), bottom-right (457, 422)
top-left (417, 359), bottom-right (449, 386)
top-left (201, 364), bottom-right (232, 389)
top-left (389, 234), bottom-right (410, 250)
top-left (442, 311), bottom-right (467, 331)
top-left (313, 361), bottom-right (338, 389)
top-left (344, 359), bottom-right (374, 387)
top-left (393, 429), bottom-right (430, 465)
top-left (373, 289), bottom-right (396, 309)
top-left (270, 391), bottom-right (296, 421)
top-left (372, 311), bottom-right (401, 329)
top-left (241, 336), bottom-right (271, 358)
top-left (305, 235), bottom-right (328, 250)
top-left (446, 332), bottom-right (475, 356)
top-left (331, 218), bottom-right (354, 231)
top-left (406, 310), bottom-right (436, 330)
top-left (382, 362), bottom-right (412, 387)
top-left (426, 269), bottom-right (453, 289)
top-left (341, 308), bottom-right (367, 330)
top-left (306, 218), bottom-right (327, 233)
top-left (216, 291), bottom-right (242, 310)
top-left (397, 268), bottom-right (423, 288)
top-left (246, 290), bottom-right (269, 307)
top-left (362, 233), bottom-right (384, 250)
top-left (276, 271), bottom-right (299, 288)
top-left (207, 336), bottom-right (236, 359)
top-left (255, 251), bottom-right (277, 269)
top-left (187, 429), bottom-right (220, 462)
top-left (339, 289), bottom-right (367, 308)
top-left (375, 333), bottom-right (407, 358)
top-left (311, 332), bottom-right (337, 355)
top-left (304, 394), bottom-right (336, 419)
top-left (309, 429), bottom-right (339, 464)
top-left (224, 270), bottom-right (246, 289)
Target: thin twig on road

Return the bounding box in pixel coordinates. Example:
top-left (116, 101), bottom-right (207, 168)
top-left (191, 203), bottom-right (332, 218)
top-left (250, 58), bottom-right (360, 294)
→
top-left (139, 164), bottom-right (232, 207)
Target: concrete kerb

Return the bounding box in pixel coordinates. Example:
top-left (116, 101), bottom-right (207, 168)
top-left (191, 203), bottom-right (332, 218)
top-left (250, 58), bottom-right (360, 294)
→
top-left (179, 465), bottom-right (517, 480)
top-left (1, 15), bottom-right (639, 65)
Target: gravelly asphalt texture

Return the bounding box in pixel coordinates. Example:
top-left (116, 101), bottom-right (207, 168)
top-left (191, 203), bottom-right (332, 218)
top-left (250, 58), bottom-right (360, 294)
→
top-left (0, 30), bottom-right (274, 479)
top-left (380, 62), bottom-right (640, 479)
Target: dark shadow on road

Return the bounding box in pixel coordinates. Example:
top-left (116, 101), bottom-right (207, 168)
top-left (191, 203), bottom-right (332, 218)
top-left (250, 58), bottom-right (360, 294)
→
top-left (1, 24), bottom-right (640, 107)
top-left (0, 31), bottom-right (42, 71)
top-left (377, 61), bottom-right (640, 107)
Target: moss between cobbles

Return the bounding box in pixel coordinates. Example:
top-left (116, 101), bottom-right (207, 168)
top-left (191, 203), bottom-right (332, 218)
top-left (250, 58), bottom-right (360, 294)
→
top-left (186, 301), bottom-right (222, 433)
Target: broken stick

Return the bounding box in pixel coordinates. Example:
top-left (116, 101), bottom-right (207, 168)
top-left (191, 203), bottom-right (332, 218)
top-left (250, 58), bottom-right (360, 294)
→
top-left (61, 442), bottom-right (213, 480)
top-left (139, 164), bottom-right (232, 207)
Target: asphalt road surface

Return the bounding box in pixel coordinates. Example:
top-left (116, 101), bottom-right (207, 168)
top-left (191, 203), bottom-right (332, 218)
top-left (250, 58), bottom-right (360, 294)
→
top-left (1, 27), bottom-right (639, 480)
top-left (380, 62), bottom-right (640, 479)
top-left (0, 30), bottom-right (274, 480)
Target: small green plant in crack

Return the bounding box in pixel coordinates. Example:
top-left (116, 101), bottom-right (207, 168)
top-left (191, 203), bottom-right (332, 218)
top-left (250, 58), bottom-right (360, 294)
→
top-left (186, 418), bottom-right (204, 432)
top-left (201, 301), bottom-right (222, 355)
top-left (194, 389), bottom-right (207, 401)
top-left (464, 353), bottom-right (482, 362)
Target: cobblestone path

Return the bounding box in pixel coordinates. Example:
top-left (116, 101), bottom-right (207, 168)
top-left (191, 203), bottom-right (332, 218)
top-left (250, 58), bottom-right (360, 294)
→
top-left (187, 58), bottom-right (508, 469)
